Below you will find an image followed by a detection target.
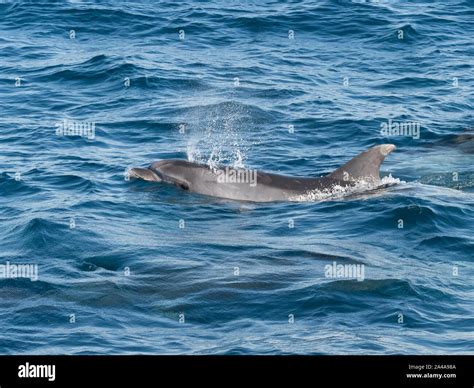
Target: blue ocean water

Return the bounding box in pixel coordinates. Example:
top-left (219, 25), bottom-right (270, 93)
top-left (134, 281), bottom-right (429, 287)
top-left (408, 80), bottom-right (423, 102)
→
top-left (0, 0), bottom-right (473, 354)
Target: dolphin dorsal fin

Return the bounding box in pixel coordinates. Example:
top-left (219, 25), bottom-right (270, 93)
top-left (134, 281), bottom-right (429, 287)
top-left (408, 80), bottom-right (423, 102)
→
top-left (328, 144), bottom-right (396, 183)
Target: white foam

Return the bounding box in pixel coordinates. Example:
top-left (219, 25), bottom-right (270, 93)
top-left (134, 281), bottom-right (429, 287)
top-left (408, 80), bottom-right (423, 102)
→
top-left (290, 174), bottom-right (403, 202)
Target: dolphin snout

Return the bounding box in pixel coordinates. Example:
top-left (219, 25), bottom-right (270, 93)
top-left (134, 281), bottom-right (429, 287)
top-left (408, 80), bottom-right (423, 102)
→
top-left (129, 167), bottom-right (162, 182)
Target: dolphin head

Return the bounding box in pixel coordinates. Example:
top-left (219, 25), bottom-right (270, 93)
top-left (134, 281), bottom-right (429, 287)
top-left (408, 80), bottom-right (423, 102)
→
top-left (129, 160), bottom-right (197, 190)
top-left (148, 160), bottom-right (194, 190)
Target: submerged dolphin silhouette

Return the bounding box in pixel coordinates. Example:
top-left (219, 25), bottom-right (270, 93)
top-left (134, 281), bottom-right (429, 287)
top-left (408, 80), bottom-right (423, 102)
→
top-left (129, 144), bottom-right (396, 202)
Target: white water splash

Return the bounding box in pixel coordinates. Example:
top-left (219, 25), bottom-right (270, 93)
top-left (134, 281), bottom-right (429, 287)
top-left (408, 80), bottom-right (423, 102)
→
top-left (290, 174), bottom-right (403, 202)
top-left (184, 102), bottom-right (258, 169)
top-left (186, 141), bottom-right (201, 163)
top-left (232, 149), bottom-right (246, 169)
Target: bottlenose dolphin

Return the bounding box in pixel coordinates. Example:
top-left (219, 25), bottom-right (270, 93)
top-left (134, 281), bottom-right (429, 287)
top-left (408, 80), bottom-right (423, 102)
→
top-left (129, 144), bottom-right (396, 202)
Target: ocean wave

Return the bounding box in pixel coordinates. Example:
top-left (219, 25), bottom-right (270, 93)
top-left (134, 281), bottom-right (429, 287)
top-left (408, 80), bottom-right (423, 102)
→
top-left (0, 0), bottom-right (472, 355)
